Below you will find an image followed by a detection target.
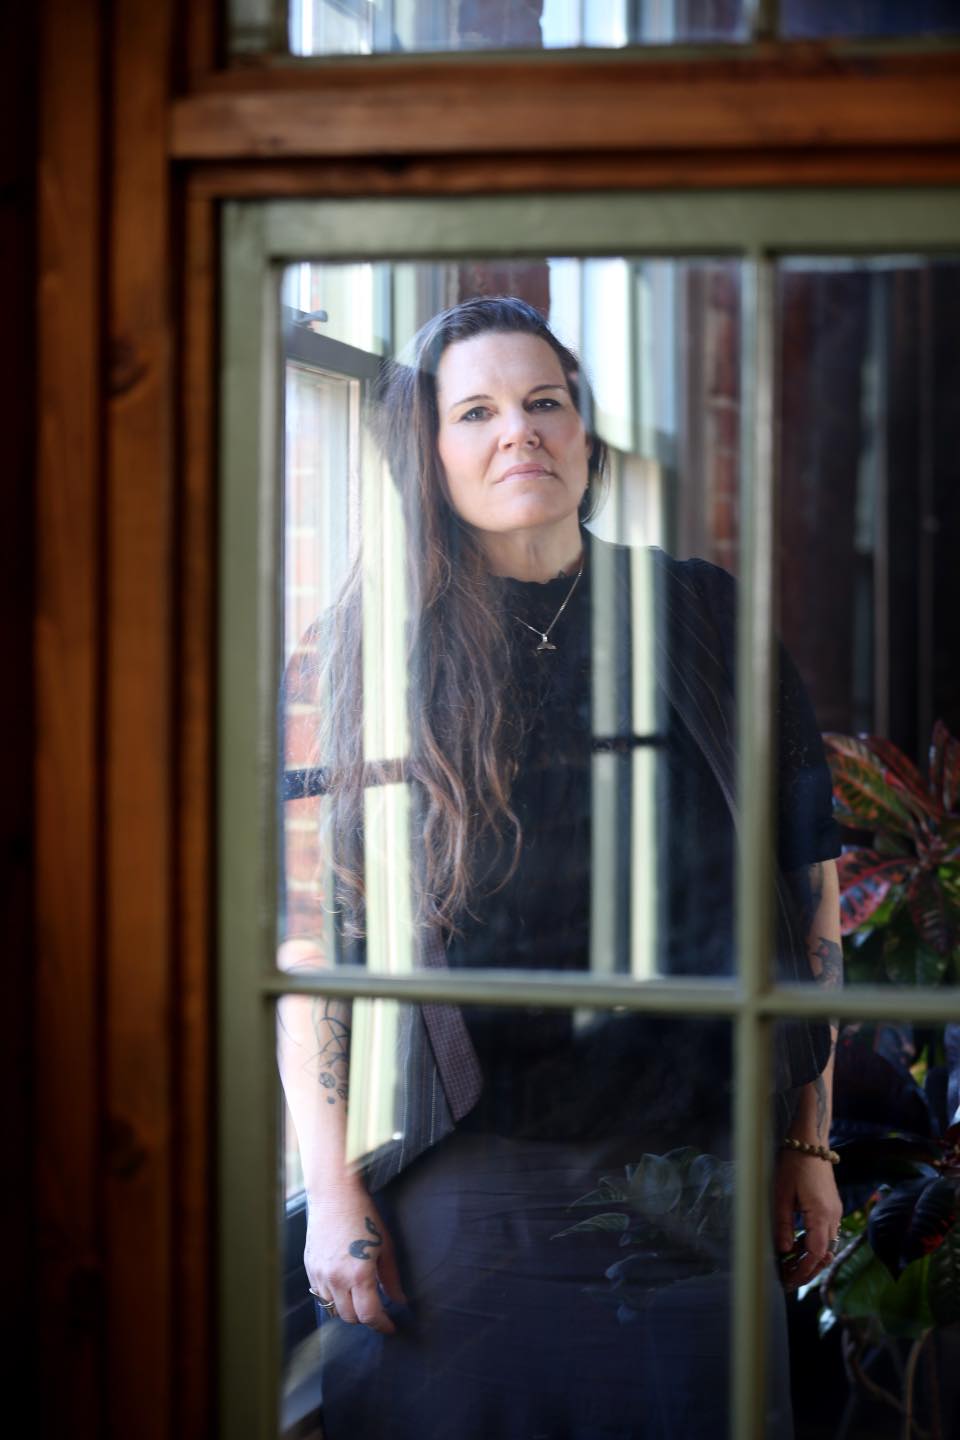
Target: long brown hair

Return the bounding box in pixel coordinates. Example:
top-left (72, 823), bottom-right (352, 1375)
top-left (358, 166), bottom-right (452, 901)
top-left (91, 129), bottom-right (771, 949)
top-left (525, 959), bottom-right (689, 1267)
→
top-left (316, 296), bottom-right (607, 939)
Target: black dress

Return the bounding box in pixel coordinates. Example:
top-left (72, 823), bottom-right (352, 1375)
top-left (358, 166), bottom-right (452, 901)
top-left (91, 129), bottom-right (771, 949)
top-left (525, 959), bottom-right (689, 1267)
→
top-left (315, 543), bottom-right (841, 1440)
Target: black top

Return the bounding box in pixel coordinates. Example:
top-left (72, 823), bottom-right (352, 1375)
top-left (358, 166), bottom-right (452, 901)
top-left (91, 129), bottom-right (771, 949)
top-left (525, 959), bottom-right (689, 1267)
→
top-left (448, 539), bottom-right (841, 1146)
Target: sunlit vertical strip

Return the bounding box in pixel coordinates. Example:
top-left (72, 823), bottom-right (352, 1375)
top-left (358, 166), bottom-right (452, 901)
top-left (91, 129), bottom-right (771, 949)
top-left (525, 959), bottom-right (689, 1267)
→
top-left (349, 426), bottom-right (413, 1166)
top-left (590, 537), bottom-right (621, 976)
top-left (629, 546), bottom-right (658, 980)
top-left (731, 253), bottom-right (777, 1440)
top-left (582, 0), bottom-right (628, 46)
top-left (583, 260), bottom-right (633, 453)
top-left (347, 783), bottom-right (412, 1167)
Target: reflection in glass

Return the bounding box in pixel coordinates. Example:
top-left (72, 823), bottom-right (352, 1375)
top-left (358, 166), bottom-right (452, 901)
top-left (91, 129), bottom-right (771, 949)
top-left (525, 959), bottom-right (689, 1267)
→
top-left (273, 261), bottom-right (851, 1438)
top-left (279, 0), bottom-right (746, 56)
top-left (277, 1007), bottom-right (787, 1438)
top-left (781, 0), bottom-right (960, 39)
top-left (776, 257), bottom-right (960, 990)
top-left (279, 259), bottom-right (786, 988)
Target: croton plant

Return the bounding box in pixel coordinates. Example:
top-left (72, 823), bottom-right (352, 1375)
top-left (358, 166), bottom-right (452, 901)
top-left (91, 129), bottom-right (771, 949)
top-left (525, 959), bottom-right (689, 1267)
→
top-left (814, 723), bottom-right (960, 1370)
top-left (824, 721), bottom-right (960, 986)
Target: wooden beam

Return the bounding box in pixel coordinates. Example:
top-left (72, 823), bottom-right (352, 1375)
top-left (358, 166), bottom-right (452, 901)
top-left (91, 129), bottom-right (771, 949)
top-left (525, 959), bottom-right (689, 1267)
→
top-left (103, 0), bottom-right (176, 1434)
top-left (171, 51), bottom-right (960, 161)
top-left (186, 146), bottom-right (960, 200)
top-left (35, 0), bottom-right (105, 1433)
top-left (175, 188), bottom-right (217, 1440)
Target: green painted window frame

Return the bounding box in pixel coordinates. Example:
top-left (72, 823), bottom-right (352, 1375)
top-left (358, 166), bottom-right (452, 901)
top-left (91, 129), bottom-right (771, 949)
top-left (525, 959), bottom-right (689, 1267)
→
top-left (219, 189), bottom-right (960, 1440)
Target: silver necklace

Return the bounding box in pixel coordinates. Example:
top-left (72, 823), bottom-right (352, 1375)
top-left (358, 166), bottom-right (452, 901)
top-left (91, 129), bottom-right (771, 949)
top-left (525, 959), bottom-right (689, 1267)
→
top-left (510, 557), bottom-right (584, 654)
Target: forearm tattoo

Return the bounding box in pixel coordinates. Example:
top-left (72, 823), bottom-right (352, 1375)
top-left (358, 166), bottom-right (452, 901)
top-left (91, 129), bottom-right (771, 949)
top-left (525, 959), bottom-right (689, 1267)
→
top-left (810, 936), bottom-right (843, 989)
top-left (795, 861), bottom-right (825, 937)
top-left (813, 1074), bottom-right (829, 1140)
top-left (308, 998), bottom-right (350, 1106)
top-left (348, 1216), bottom-right (383, 1262)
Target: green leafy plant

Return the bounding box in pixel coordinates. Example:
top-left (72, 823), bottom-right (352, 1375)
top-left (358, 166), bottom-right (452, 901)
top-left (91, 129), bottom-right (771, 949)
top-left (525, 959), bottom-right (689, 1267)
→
top-left (554, 1148), bottom-right (734, 1322)
top-left (824, 721), bottom-right (960, 986)
top-left (814, 1149), bottom-right (960, 1439)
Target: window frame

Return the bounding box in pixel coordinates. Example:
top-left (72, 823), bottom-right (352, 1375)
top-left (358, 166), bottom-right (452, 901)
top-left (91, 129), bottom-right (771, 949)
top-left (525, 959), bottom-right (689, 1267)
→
top-left (218, 189), bottom-right (960, 1440)
top-left (33, 1), bottom-right (960, 1434)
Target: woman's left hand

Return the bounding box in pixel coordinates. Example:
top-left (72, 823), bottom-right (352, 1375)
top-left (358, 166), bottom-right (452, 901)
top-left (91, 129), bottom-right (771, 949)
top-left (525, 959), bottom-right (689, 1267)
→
top-left (772, 1149), bottom-right (843, 1293)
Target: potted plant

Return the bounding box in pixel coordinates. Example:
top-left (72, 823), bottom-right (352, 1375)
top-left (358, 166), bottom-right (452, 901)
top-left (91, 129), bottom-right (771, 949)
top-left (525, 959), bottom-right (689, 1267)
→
top-left (811, 721), bottom-right (960, 1436)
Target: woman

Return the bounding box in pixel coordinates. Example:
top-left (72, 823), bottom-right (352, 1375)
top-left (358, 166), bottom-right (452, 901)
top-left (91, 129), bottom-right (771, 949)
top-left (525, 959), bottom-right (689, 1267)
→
top-left (278, 297), bottom-right (843, 1439)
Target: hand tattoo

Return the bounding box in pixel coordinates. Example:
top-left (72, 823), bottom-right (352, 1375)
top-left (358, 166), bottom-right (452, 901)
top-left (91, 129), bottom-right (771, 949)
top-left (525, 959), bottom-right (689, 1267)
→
top-left (348, 1216), bottom-right (383, 1262)
top-left (308, 998), bottom-right (350, 1105)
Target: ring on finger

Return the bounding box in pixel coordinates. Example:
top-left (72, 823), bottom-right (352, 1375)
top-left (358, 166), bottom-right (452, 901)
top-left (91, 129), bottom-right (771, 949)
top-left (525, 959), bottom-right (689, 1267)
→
top-left (308, 1287), bottom-right (339, 1317)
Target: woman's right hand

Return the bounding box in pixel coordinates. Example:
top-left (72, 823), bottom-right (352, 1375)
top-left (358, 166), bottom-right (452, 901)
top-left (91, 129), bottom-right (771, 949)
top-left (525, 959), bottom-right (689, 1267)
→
top-left (304, 1184), bottom-right (407, 1335)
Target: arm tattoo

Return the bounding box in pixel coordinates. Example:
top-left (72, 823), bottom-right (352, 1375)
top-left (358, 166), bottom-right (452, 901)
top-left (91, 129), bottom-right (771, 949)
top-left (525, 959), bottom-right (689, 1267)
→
top-left (813, 1075), bottom-right (829, 1140)
top-left (307, 998), bottom-right (350, 1106)
top-left (810, 936), bottom-right (843, 989)
top-left (794, 862), bottom-right (825, 936)
top-left (348, 1216), bottom-right (383, 1262)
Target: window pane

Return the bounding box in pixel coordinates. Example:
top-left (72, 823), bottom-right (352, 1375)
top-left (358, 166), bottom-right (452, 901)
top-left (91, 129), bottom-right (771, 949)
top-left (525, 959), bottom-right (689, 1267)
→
top-left (274, 257), bottom-right (815, 992)
top-left (791, 1014), bottom-right (959, 1438)
top-left (781, 0), bottom-right (960, 39)
top-left (277, 1003), bottom-right (761, 1439)
top-left (774, 256), bottom-right (960, 991)
top-left (230, 0), bottom-right (748, 58)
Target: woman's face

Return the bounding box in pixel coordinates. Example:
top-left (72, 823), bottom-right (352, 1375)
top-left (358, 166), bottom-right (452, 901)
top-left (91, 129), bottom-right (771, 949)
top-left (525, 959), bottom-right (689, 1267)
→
top-left (434, 332), bottom-right (590, 543)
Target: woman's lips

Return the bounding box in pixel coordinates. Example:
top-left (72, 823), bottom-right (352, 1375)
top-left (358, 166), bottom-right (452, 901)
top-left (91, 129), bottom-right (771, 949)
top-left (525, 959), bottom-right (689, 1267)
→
top-left (496, 464), bottom-right (554, 483)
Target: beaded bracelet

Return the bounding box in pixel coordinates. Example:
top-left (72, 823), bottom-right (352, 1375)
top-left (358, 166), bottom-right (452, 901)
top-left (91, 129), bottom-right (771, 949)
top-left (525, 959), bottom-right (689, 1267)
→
top-left (781, 1137), bottom-right (840, 1165)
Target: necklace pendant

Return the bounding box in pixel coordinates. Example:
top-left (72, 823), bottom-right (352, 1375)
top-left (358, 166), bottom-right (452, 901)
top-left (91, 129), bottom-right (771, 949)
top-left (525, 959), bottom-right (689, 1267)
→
top-left (536, 635), bottom-right (557, 653)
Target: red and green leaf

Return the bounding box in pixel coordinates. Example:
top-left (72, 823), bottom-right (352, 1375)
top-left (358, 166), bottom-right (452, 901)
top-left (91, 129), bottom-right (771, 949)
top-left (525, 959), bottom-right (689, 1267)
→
top-left (825, 735), bottom-right (921, 838)
top-left (863, 736), bottom-right (943, 822)
top-left (836, 850), bottom-right (913, 935)
top-left (907, 874), bottom-right (957, 958)
top-left (930, 720), bottom-right (960, 814)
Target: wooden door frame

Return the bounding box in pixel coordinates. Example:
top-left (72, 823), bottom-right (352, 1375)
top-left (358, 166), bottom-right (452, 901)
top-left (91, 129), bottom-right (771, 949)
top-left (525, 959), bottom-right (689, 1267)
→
top-left (34, 1), bottom-right (960, 1435)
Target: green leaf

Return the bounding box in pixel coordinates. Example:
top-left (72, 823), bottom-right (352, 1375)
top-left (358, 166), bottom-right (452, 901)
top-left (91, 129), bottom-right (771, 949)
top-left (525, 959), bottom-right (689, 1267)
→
top-left (883, 932), bottom-right (949, 987)
top-left (553, 1212), bottom-right (629, 1240)
top-left (627, 1154), bottom-right (683, 1216)
top-left (834, 1248), bottom-right (933, 1339)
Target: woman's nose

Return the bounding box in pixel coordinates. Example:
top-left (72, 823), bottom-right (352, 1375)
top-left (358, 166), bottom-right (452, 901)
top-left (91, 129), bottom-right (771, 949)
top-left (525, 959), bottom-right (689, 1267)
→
top-left (498, 409), bottom-right (540, 449)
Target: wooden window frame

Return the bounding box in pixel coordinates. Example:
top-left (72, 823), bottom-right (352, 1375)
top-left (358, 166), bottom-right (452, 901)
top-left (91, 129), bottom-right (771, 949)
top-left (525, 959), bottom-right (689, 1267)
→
top-left (33, 1), bottom-right (960, 1437)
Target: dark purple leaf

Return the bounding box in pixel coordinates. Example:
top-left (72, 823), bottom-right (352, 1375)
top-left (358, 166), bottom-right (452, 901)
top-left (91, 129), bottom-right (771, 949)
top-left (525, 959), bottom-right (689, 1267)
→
top-left (903, 1176), bottom-right (960, 1265)
top-left (833, 1030), bottom-right (934, 1139)
top-left (867, 1178), bottom-right (929, 1276)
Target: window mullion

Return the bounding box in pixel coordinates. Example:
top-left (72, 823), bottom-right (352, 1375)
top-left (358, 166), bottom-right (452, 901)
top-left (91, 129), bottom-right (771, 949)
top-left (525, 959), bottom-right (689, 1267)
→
top-left (732, 250), bottom-right (777, 1440)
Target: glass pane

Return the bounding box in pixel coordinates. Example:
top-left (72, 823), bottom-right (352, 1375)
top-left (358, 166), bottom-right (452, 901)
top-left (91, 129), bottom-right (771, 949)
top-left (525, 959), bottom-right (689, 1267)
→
top-left (774, 256), bottom-right (960, 992)
top-left (781, 0), bottom-right (960, 39)
top-left (789, 1015), bottom-right (960, 1439)
top-left (276, 256), bottom-right (801, 991)
top-left (231, 0), bottom-right (748, 58)
top-left (277, 1004), bottom-right (772, 1438)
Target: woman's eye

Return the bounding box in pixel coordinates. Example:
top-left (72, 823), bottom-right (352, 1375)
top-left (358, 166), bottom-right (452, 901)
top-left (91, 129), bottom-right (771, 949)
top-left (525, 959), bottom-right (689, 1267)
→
top-left (529, 397), bottom-right (561, 411)
top-left (460, 406), bottom-right (491, 422)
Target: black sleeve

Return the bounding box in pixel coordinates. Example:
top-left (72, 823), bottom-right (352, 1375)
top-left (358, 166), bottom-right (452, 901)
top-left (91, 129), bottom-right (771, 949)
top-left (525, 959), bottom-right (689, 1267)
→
top-left (682, 558), bottom-right (842, 874)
